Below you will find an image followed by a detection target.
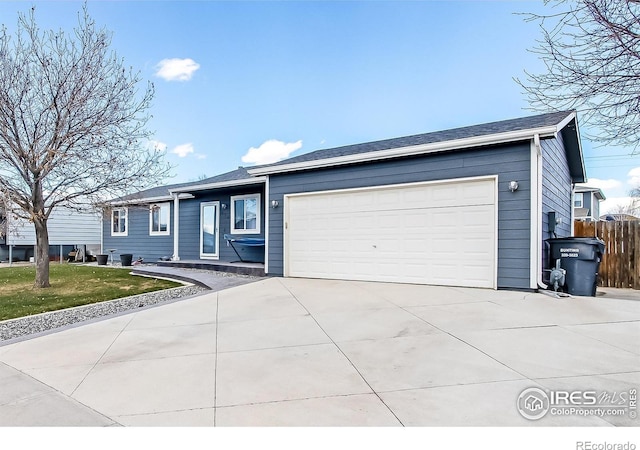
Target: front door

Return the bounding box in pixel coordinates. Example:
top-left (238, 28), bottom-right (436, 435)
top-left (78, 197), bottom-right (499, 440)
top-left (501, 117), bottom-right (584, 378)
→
top-left (200, 202), bottom-right (220, 259)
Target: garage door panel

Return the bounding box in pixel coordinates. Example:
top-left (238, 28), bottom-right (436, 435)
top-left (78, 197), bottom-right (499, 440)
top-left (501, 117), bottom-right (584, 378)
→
top-left (286, 178), bottom-right (496, 288)
top-left (299, 182), bottom-right (494, 215)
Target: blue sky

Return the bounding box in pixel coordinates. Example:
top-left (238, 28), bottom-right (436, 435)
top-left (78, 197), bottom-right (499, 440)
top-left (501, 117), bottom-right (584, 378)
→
top-left (1, 0), bottom-right (638, 213)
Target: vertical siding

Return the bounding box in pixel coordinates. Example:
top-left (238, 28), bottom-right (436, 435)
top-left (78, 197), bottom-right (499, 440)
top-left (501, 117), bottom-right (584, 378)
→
top-left (591, 194), bottom-right (600, 219)
top-left (268, 144), bottom-right (532, 289)
top-left (541, 135), bottom-right (572, 271)
top-left (8, 206), bottom-right (101, 245)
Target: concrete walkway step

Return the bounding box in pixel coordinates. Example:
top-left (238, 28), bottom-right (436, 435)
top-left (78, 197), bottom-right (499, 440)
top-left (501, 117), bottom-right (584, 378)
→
top-left (132, 265), bottom-right (263, 290)
top-left (157, 260), bottom-right (265, 277)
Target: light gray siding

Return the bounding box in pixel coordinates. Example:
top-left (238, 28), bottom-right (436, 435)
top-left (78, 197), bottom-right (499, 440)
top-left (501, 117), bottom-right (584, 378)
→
top-left (8, 206), bottom-right (101, 245)
top-left (591, 194), bottom-right (600, 219)
top-left (267, 143), bottom-right (532, 289)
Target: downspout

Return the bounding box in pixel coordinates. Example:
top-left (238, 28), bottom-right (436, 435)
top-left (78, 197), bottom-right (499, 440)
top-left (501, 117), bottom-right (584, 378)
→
top-left (570, 183), bottom-right (576, 235)
top-left (100, 208), bottom-right (104, 254)
top-left (172, 193), bottom-right (180, 261)
top-left (533, 134), bottom-right (548, 290)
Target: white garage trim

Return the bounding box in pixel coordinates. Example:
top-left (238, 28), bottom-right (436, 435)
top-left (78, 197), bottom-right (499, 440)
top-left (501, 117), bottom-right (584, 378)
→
top-left (284, 175), bottom-right (498, 288)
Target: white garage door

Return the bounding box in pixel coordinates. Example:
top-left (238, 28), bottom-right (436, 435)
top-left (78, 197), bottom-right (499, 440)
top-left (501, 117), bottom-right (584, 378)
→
top-left (284, 177), bottom-right (497, 288)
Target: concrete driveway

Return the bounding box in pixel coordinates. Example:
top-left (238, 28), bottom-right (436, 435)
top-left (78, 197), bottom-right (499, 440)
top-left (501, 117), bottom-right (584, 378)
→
top-left (0, 277), bottom-right (638, 426)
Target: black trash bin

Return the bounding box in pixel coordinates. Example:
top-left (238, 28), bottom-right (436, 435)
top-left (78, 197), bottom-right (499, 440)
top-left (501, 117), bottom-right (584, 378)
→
top-left (547, 237), bottom-right (605, 296)
top-left (120, 253), bottom-right (133, 267)
top-left (96, 254), bottom-right (108, 266)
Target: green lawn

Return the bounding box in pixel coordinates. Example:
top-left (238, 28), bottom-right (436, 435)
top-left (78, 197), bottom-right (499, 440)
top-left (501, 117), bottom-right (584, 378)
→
top-left (0, 264), bottom-right (181, 321)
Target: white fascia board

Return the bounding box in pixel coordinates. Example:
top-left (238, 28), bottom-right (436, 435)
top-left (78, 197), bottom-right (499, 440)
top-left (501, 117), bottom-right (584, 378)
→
top-left (574, 186), bottom-right (606, 200)
top-left (568, 112), bottom-right (587, 182)
top-left (108, 193), bottom-right (194, 206)
top-left (248, 125), bottom-right (562, 176)
top-left (168, 177), bottom-right (266, 194)
top-left (555, 111), bottom-right (577, 132)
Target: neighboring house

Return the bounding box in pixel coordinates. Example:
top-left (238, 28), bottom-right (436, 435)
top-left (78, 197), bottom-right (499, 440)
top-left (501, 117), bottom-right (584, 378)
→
top-left (103, 110), bottom-right (586, 291)
top-left (573, 185), bottom-right (605, 221)
top-left (600, 213), bottom-right (639, 222)
top-left (0, 206), bottom-right (101, 262)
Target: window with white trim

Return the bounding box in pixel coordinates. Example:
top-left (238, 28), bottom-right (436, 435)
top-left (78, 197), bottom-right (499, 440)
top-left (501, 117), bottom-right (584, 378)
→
top-left (111, 208), bottom-right (128, 236)
top-left (574, 193), bottom-right (584, 208)
top-left (150, 203), bottom-right (170, 235)
top-left (230, 194), bottom-right (261, 234)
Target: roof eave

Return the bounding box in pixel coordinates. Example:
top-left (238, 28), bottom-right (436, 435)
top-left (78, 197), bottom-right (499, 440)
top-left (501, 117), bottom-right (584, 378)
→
top-left (168, 176), bottom-right (266, 194)
top-left (108, 193), bottom-right (194, 206)
top-left (248, 124), bottom-right (563, 176)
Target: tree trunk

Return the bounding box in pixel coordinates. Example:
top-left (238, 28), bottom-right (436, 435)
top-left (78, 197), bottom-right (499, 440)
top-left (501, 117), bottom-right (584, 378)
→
top-left (32, 179), bottom-right (51, 289)
top-left (33, 216), bottom-right (50, 288)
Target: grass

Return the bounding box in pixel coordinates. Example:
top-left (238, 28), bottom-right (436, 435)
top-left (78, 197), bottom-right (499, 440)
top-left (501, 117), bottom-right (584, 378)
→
top-left (0, 264), bottom-right (181, 321)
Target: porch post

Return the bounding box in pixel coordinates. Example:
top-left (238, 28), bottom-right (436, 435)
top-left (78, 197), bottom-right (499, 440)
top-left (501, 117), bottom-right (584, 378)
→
top-left (172, 193), bottom-right (180, 261)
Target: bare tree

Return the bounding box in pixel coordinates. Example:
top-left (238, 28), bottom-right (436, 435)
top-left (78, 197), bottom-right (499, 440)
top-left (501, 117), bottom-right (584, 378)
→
top-left (606, 198), bottom-right (640, 217)
top-left (517, 0), bottom-right (640, 152)
top-left (0, 6), bottom-right (171, 287)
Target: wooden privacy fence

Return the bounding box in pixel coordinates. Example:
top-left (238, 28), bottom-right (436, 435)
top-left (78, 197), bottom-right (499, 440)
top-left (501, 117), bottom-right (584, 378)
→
top-left (573, 220), bottom-right (640, 289)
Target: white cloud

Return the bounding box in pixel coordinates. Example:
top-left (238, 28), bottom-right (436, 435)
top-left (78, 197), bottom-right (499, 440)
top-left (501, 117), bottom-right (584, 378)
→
top-left (171, 143), bottom-right (194, 158)
top-left (148, 140), bottom-right (167, 152)
top-left (628, 167), bottom-right (640, 187)
top-left (155, 58), bottom-right (200, 81)
top-left (578, 178), bottom-right (622, 191)
top-left (241, 139), bottom-right (303, 165)
top-left (195, 153), bottom-right (207, 160)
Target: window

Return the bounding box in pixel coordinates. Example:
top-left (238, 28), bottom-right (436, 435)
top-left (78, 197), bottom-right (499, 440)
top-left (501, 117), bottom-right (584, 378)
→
top-left (150, 203), bottom-right (170, 235)
top-left (231, 194), bottom-right (261, 234)
top-left (111, 208), bottom-right (128, 236)
top-left (574, 193), bottom-right (584, 208)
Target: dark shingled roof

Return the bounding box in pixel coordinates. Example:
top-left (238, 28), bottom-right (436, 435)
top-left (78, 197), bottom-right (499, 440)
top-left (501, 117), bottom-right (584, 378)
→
top-left (254, 110), bottom-right (575, 169)
top-left (112, 111), bottom-right (581, 203)
top-left (113, 167), bottom-right (254, 202)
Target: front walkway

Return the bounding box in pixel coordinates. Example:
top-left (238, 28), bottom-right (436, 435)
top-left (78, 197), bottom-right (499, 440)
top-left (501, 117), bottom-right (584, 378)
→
top-left (131, 264), bottom-right (262, 290)
top-left (1, 278), bottom-right (638, 426)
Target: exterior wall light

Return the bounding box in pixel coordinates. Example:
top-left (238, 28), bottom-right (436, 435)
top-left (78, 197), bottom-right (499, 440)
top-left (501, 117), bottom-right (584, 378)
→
top-left (271, 200), bottom-right (279, 208)
top-left (509, 181), bottom-right (519, 192)
top-left (221, 203), bottom-right (228, 209)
